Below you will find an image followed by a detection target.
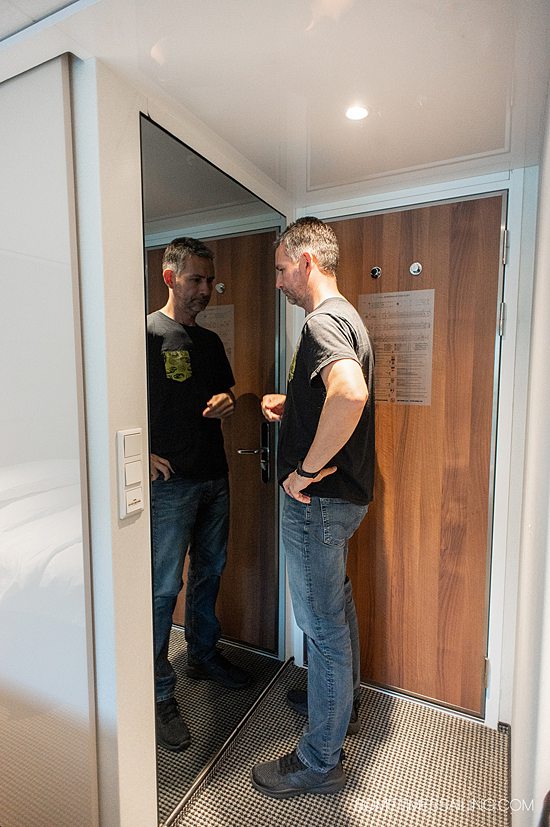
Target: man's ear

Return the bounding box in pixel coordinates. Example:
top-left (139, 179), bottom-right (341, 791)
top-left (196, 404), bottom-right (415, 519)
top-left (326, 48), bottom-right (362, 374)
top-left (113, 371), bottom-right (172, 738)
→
top-left (302, 251), bottom-right (313, 272)
top-left (163, 268), bottom-right (175, 288)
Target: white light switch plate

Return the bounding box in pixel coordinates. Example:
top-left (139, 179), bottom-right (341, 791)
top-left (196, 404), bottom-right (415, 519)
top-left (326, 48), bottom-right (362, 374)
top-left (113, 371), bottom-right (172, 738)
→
top-left (116, 428), bottom-right (144, 519)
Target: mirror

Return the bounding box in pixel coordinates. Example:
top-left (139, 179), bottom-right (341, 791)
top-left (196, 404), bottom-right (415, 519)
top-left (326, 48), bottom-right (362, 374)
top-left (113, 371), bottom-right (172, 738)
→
top-left (140, 116), bottom-right (286, 825)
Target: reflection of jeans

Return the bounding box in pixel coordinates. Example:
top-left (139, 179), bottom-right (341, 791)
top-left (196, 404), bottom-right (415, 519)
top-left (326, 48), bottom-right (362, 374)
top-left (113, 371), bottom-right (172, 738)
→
top-left (151, 475), bottom-right (229, 702)
top-left (283, 494), bottom-right (368, 772)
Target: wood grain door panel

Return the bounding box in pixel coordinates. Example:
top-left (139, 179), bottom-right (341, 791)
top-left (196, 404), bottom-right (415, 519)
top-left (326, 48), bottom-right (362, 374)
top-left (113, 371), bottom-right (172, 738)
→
top-left (330, 195), bottom-right (504, 715)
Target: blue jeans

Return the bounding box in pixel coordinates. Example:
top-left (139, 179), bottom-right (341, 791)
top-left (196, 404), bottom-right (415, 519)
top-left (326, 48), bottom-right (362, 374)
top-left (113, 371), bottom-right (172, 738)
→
top-left (283, 494), bottom-right (368, 772)
top-left (151, 474), bottom-right (229, 702)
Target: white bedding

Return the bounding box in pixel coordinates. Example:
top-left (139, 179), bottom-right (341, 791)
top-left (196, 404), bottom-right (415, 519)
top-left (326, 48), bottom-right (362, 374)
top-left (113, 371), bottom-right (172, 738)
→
top-left (0, 460), bottom-right (85, 625)
top-left (0, 460), bottom-right (91, 754)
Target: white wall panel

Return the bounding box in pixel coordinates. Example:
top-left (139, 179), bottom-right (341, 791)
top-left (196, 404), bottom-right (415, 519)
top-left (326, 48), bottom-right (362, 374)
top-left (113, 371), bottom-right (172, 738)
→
top-left (0, 56), bottom-right (97, 826)
top-left (512, 101), bottom-right (550, 824)
top-left (70, 56), bottom-right (157, 827)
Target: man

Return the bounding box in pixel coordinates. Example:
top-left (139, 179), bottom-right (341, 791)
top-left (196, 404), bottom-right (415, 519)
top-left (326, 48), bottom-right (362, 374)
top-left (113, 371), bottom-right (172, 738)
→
top-left (253, 217), bottom-right (375, 797)
top-left (147, 237), bottom-right (250, 753)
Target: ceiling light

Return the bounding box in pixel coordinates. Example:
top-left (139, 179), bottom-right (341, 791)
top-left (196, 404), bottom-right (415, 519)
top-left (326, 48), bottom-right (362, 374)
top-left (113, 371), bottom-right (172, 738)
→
top-left (346, 105), bottom-right (369, 121)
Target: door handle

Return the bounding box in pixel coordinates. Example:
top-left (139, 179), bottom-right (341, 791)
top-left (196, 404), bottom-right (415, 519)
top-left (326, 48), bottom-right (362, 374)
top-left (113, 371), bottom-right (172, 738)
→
top-left (236, 422), bottom-right (272, 483)
top-left (260, 421), bottom-right (271, 483)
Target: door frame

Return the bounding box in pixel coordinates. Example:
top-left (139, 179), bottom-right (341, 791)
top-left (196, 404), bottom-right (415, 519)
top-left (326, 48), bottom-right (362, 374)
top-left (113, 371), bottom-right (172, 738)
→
top-left (287, 167), bottom-right (536, 729)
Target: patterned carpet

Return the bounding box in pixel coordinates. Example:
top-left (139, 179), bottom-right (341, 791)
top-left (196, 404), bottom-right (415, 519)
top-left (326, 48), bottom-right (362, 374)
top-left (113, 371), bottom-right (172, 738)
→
top-left (157, 629), bottom-right (284, 825)
top-left (172, 662), bottom-right (511, 827)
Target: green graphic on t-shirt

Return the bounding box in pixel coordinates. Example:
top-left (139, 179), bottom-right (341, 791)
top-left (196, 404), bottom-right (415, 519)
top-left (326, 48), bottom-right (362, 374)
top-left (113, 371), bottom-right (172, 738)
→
top-left (163, 349), bottom-right (192, 382)
top-left (288, 348), bottom-right (297, 382)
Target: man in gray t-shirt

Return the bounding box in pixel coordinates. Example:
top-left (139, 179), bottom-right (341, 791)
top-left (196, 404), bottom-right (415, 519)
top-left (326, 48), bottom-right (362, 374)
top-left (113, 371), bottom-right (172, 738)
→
top-left (277, 296), bottom-right (375, 504)
top-left (253, 217), bottom-right (375, 800)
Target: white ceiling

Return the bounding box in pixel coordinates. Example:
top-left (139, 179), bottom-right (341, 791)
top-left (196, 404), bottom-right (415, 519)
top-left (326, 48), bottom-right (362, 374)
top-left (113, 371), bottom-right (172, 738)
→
top-left (1, 0), bottom-right (549, 214)
top-left (0, 0), bottom-right (80, 41)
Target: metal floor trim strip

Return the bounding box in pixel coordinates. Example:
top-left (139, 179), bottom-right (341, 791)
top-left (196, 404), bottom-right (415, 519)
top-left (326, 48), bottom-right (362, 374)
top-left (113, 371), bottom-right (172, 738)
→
top-left (163, 657), bottom-right (293, 826)
top-left (157, 630), bottom-right (285, 825)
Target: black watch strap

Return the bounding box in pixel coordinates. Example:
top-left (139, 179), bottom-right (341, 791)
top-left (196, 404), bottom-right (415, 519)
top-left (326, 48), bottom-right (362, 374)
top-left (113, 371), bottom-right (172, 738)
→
top-left (296, 460), bottom-right (320, 478)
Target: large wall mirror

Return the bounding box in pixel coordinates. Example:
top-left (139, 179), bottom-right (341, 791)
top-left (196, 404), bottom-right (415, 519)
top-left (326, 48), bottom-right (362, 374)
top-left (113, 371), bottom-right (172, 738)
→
top-left (140, 116), bottom-right (286, 825)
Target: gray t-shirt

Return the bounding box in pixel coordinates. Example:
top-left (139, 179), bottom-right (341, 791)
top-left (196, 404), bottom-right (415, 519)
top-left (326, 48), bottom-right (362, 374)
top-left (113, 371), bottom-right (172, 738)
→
top-left (278, 296), bottom-right (375, 504)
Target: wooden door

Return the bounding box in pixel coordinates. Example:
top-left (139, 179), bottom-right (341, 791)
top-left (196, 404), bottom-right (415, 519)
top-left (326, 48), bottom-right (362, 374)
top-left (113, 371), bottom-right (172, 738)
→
top-left (330, 195), bottom-right (505, 716)
top-left (146, 230), bottom-right (279, 653)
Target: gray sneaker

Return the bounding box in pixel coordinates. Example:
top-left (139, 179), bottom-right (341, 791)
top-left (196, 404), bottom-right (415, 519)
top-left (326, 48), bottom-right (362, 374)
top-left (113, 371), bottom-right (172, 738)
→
top-left (251, 749), bottom-right (346, 799)
top-left (155, 697), bottom-right (190, 752)
top-left (286, 688), bottom-right (361, 735)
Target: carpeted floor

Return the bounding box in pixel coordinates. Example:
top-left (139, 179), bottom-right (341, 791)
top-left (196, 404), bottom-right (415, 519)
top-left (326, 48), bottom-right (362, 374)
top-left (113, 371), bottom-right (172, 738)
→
top-left (157, 629), bottom-right (284, 825)
top-left (173, 662), bottom-right (511, 827)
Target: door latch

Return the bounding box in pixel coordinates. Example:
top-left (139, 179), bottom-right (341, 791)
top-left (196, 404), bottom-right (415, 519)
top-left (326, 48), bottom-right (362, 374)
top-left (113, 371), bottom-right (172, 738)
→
top-left (237, 421), bottom-right (272, 482)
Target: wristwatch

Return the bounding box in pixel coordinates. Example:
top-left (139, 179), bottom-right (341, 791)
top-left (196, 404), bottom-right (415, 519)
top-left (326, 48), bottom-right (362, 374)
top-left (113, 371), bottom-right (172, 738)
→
top-left (296, 460), bottom-right (320, 478)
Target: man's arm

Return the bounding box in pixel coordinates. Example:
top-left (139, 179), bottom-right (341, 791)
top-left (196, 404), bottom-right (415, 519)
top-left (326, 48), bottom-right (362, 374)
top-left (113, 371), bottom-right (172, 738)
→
top-left (282, 358), bottom-right (368, 503)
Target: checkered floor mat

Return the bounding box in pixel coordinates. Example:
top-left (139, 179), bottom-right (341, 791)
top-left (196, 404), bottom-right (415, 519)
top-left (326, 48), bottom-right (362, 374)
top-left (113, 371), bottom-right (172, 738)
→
top-left (173, 663), bottom-right (510, 827)
top-left (157, 629), bottom-right (283, 824)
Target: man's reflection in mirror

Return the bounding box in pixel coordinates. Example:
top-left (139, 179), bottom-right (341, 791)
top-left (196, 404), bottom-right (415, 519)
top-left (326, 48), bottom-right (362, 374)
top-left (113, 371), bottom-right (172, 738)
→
top-left (147, 237), bottom-right (252, 752)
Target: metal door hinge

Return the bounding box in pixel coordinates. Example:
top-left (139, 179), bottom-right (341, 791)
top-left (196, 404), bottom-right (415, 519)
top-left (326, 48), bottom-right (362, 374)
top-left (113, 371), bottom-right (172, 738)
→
top-left (483, 657), bottom-right (490, 688)
top-left (498, 302), bottom-right (506, 337)
top-left (502, 228), bottom-right (509, 266)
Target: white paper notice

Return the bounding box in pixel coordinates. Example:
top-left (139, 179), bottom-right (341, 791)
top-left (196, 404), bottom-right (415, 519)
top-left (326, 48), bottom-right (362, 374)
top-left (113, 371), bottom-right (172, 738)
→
top-left (358, 289), bottom-right (435, 405)
top-left (196, 304), bottom-right (235, 369)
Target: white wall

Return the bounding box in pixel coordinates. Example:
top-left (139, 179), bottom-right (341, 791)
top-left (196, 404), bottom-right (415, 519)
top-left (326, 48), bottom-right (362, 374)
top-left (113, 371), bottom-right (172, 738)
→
top-left (511, 98), bottom-right (550, 824)
top-left (0, 56), bottom-right (97, 827)
top-left (71, 57), bottom-right (158, 827)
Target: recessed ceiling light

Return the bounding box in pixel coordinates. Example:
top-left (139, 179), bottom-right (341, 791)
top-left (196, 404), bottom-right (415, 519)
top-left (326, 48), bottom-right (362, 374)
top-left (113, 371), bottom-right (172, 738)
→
top-left (346, 105), bottom-right (369, 121)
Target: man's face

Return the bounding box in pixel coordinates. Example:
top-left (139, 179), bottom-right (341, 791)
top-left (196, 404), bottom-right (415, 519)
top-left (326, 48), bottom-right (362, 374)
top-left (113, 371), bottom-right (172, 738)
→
top-left (275, 244), bottom-right (306, 308)
top-left (168, 254), bottom-right (215, 322)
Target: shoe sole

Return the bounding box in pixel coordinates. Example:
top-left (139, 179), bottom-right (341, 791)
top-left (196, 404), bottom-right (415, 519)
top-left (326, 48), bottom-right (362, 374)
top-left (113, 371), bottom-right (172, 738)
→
top-left (251, 773), bottom-right (346, 799)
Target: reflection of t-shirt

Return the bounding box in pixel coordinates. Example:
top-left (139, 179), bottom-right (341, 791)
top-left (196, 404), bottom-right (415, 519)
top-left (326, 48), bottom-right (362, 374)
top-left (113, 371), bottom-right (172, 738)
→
top-left (147, 310), bottom-right (234, 480)
top-left (278, 297), bottom-right (375, 505)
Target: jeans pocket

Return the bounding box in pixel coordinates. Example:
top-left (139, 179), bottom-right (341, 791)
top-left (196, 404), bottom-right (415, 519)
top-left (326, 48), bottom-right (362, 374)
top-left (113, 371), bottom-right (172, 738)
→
top-left (318, 498), bottom-right (368, 546)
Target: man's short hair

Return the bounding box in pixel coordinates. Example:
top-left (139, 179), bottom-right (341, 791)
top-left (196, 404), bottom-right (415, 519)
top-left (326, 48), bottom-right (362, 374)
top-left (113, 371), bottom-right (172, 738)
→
top-left (162, 237), bottom-right (214, 274)
top-left (277, 217), bottom-right (339, 276)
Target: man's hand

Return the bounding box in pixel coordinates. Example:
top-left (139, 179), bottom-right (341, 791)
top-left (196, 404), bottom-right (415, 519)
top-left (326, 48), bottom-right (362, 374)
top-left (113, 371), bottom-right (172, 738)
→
top-left (203, 391), bottom-right (235, 419)
top-left (150, 454), bottom-right (174, 481)
top-left (282, 466), bottom-right (337, 504)
top-left (261, 393), bottom-right (286, 422)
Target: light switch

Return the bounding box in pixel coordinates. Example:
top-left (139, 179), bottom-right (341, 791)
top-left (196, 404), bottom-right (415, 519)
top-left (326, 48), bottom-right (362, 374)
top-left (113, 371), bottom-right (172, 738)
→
top-left (116, 428), bottom-right (145, 520)
top-left (125, 459), bottom-right (142, 486)
top-left (124, 432), bottom-right (142, 458)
